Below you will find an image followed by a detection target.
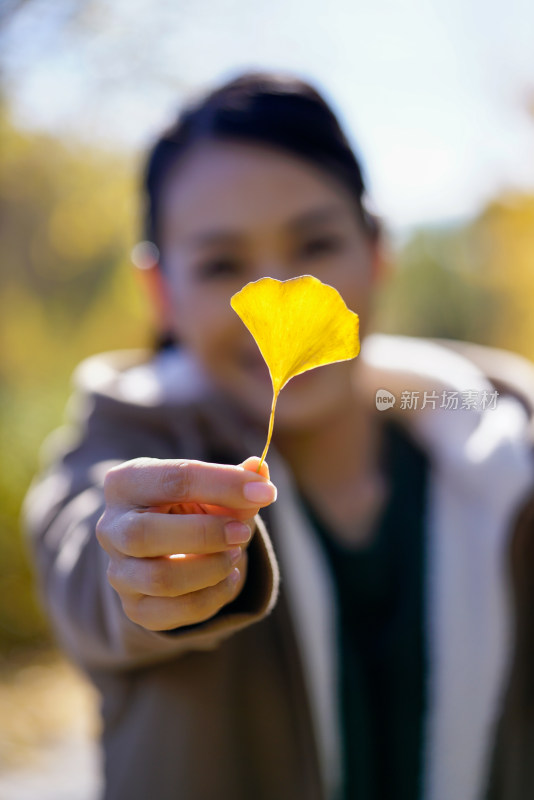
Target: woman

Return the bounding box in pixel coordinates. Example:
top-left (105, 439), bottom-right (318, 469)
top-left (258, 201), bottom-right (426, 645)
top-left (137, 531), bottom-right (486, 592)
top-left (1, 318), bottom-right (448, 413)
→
top-left (24, 71), bottom-right (534, 800)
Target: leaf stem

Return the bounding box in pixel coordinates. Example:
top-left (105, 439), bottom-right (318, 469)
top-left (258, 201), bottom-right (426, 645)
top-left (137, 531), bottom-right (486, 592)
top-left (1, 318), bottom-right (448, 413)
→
top-left (257, 390), bottom-right (279, 472)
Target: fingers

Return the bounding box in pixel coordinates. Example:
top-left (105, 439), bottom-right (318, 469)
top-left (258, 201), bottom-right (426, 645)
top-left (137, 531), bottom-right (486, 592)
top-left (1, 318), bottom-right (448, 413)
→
top-left (102, 510), bottom-right (254, 558)
top-left (107, 547), bottom-right (246, 598)
top-left (120, 560), bottom-right (247, 631)
top-left (104, 457), bottom-right (276, 510)
top-left (97, 456), bottom-right (271, 632)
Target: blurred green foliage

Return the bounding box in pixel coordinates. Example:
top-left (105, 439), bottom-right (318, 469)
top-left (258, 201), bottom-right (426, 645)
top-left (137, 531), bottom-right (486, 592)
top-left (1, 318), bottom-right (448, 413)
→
top-left (0, 104), bottom-right (150, 651)
top-left (1, 102), bottom-right (533, 652)
top-left (373, 194), bottom-right (534, 361)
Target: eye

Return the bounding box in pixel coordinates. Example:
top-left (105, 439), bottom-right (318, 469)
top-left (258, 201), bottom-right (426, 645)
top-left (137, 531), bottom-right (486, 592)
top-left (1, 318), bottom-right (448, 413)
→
top-left (297, 235), bottom-right (344, 260)
top-left (195, 256), bottom-right (244, 280)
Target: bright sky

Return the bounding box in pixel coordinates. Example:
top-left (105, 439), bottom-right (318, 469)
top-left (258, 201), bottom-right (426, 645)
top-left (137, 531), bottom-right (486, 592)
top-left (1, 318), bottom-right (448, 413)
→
top-left (2, 0), bottom-right (534, 231)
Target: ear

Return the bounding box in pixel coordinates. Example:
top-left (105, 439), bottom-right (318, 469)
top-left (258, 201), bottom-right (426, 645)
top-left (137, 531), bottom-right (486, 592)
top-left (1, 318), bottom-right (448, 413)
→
top-left (139, 263), bottom-right (175, 327)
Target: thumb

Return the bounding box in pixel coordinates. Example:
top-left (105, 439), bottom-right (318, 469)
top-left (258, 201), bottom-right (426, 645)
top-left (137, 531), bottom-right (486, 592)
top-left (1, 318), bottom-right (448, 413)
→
top-left (233, 457), bottom-right (275, 521)
top-left (241, 456), bottom-right (270, 481)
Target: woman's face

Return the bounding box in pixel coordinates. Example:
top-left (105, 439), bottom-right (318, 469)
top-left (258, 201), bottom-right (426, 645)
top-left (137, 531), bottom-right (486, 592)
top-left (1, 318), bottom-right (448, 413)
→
top-left (157, 139), bottom-right (381, 430)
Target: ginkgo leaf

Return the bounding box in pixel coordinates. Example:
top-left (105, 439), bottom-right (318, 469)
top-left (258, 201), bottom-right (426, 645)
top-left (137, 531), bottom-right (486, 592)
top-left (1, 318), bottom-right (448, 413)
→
top-left (231, 275), bottom-right (360, 469)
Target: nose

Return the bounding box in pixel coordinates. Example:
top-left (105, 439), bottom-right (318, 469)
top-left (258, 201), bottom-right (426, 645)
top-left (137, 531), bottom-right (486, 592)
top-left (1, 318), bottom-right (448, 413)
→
top-left (253, 259), bottom-right (296, 282)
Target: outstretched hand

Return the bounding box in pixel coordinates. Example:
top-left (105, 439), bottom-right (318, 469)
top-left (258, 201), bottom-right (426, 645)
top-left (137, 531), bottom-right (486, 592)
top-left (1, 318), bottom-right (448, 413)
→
top-left (96, 456), bottom-right (276, 631)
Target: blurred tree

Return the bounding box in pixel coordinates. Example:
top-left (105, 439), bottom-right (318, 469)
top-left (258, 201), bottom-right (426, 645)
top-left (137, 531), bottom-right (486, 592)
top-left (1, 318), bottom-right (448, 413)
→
top-left (372, 223), bottom-right (501, 344)
top-left (374, 101), bottom-right (534, 359)
top-left (0, 103), bottom-right (151, 651)
top-left (469, 194), bottom-right (534, 360)
top-left (0, 102), bottom-right (150, 381)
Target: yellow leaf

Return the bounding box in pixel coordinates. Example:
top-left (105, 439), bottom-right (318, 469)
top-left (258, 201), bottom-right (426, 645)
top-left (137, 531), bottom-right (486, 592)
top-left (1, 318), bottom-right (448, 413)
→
top-left (231, 275), bottom-right (360, 469)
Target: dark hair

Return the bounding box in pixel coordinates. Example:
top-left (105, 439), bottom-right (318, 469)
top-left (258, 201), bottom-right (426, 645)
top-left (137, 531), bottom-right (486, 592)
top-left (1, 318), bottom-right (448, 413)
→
top-left (142, 70), bottom-right (379, 253)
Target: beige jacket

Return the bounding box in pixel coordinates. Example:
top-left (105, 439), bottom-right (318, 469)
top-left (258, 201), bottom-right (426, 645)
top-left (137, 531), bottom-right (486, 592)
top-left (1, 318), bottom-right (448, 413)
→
top-left (23, 334), bottom-right (534, 800)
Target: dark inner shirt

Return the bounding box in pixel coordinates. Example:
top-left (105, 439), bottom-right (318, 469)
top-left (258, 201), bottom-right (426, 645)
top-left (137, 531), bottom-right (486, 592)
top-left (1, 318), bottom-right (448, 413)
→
top-left (299, 420), bottom-right (430, 800)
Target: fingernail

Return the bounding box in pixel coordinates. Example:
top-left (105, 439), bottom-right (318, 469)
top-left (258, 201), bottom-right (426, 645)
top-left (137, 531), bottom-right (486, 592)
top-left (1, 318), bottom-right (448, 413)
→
top-left (224, 521), bottom-right (251, 545)
top-left (243, 481), bottom-right (277, 504)
top-left (228, 547), bottom-right (242, 566)
top-left (228, 567), bottom-right (240, 586)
